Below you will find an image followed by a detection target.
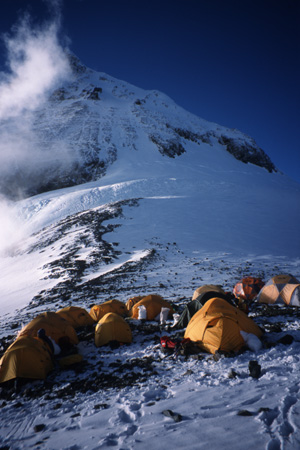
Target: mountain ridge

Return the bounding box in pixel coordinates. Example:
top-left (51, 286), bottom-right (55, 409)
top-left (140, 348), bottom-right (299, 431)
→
top-left (0, 54), bottom-right (277, 199)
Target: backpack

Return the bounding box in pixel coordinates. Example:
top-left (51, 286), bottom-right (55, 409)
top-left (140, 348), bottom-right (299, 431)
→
top-left (160, 336), bottom-right (180, 354)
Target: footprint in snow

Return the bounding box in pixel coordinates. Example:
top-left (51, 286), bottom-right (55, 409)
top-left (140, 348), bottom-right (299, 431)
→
top-left (266, 437), bottom-right (281, 450)
top-left (263, 389), bottom-right (298, 449)
top-left (117, 409), bottom-right (136, 424)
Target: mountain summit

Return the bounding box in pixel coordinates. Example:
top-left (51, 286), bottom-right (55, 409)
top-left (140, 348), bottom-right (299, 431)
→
top-left (1, 54), bottom-right (276, 199)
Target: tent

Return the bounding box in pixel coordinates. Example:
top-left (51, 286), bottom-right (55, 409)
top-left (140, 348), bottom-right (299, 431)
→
top-left (89, 299), bottom-right (128, 322)
top-left (0, 336), bottom-right (54, 383)
top-left (257, 274), bottom-right (300, 306)
top-left (174, 290), bottom-right (235, 329)
top-left (56, 306), bottom-right (94, 328)
top-left (192, 285), bottom-right (226, 301)
top-left (184, 297), bottom-right (263, 354)
top-left (95, 313), bottom-right (132, 347)
top-left (130, 294), bottom-right (174, 321)
top-left (233, 277), bottom-right (265, 302)
top-left (18, 312), bottom-right (79, 345)
top-left (126, 296), bottom-right (144, 315)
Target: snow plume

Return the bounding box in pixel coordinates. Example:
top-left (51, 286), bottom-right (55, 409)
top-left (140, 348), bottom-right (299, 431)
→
top-left (0, 15), bottom-right (70, 119)
top-left (0, 195), bottom-right (25, 256)
top-left (0, 9), bottom-right (72, 251)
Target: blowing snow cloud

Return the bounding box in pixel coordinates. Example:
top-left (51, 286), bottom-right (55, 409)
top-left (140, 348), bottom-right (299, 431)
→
top-left (0, 13), bottom-right (72, 199)
top-left (0, 9), bottom-right (72, 253)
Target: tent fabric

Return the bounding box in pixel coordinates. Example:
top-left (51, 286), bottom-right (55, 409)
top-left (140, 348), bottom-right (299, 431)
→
top-left (174, 290), bottom-right (234, 329)
top-left (130, 295), bottom-right (174, 320)
top-left (257, 274), bottom-right (300, 306)
top-left (89, 300), bottom-right (128, 322)
top-left (233, 277), bottom-right (265, 302)
top-left (56, 306), bottom-right (94, 328)
top-left (192, 285), bottom-right (225, 301)
top-left (95, 313), bottom-right (132, 347)
top-left (184, 297), bottom-right (263, 354)
top-left (18, 312), bottom-right (78, 345)
top-left (58, 353), bottom-right (83, 369)
top-left (126, 296), bottom-right (144, 314)
top-left (0, 336), bottom-right (54, 383)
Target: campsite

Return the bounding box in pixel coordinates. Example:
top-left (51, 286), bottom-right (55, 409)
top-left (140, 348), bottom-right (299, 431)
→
top-left (0, 274), bottom-right (299, 388)
top-left (0, 5), bottom-right (299, 447)
top-left (1, 249), bottom-right (300, 449)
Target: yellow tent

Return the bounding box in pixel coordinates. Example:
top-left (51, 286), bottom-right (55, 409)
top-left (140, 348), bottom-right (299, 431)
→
top-left (18, 311), bottom-right (78, 345)
top-left (184, 297), bottom-right (263, 354)
top-left (56, 306), bottom-right (94, 328)
top-left (0, 336), bottom-right (54, 383)
top-left (257, 274), bottom-right (300, 306)
top-left (192, 285), bottom-right (225, 300)
top-left (95, 313), bottom-right (132, 347)
top-left (131, 294), bottom-right (174, 320)
top-left (90, 300), bottom-right (128, 322)
top-left (125, 296), bottom-right (144, 315)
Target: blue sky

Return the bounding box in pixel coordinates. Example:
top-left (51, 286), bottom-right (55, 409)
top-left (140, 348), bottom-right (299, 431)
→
top-left (0, 0), bottom-right (299, 183)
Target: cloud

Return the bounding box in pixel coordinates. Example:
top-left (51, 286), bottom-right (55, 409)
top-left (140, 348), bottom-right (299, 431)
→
top-left (0, 7), bottom-right (73, 251)
top-left (0, 16), bottom-right (70, 119)
top-left (0, 195), bottom-right (26, 256)
top-left (0, 9), bottom-right (74, 194)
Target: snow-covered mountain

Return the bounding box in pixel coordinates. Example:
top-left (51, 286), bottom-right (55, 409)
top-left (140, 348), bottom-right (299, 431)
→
top-left (0, 55), bottom-right (300, 450)
top-left (1, 54), bottom-right (277, 199)
top-left (0, 54), bottom-right (298, 312)
top-left (0, 53), bottom-right (299, 313)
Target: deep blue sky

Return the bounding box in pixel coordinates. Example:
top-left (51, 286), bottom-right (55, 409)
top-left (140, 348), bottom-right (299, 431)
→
top-left (1, 0), bottom-right (299, 183)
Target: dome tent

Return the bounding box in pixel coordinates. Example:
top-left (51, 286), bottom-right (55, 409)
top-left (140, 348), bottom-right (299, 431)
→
top-left (56, 306), bottom-right (94, 328)
top-left (233, 277), bottom-right (265, 302)
top-left (18, 312), bottom-right (78, 345)
top-left (95, 313), bottom-right (132, 347)
top-left (0, 336), bottom-right (54, 383)
top-left (130, 294), bottom-right (174, 321)
top-left (184, 297), bottom-right (263, 354)
top-left (192, 284), bottom-right (225, 301)
top-left (89, 299), bottom-right (128, 322)
top-left (126, 296), bottom-right (144, 315)
top-left (257, 274), bottom-right (300, 306)
top-left (173, 289), bottom-right (234, 329)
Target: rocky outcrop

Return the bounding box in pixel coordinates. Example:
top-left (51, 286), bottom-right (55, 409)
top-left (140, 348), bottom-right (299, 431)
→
top-left (218, 135), bottom-right (277, 173)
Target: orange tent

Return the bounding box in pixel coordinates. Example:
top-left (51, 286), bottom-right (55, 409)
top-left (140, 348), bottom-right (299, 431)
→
top-left (131, 294), bottom-right (174, 320)
top-left (89, 299), bottom-right (128, 322)
top-left (95, 313), bottom-right (132, 347)
top-left (233, 277), bottom-right (264, 302)
top-left (184, 297), bottom-right (263, 354)
top-left (18, 311), bottom-right (78, 345)
top-left (125, 296), bottom-right (144, 314)
top-left (0, 336), bottom-right (54, 383)
top-left (257, 274), bottom-right (300, 306)
top-left (56, 306), bottom-right (94, 328)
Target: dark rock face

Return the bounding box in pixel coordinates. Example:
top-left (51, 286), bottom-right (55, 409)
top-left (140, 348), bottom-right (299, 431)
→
top-left (169, 125), bottom-right (277, 173)
top-left (218, 135), bottom-right (277, 173)
top-left (149, 135), bottom-right (186, 158)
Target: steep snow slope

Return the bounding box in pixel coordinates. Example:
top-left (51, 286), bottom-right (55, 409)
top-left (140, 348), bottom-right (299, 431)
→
top-left (0, 120), bottom-right (299, 319)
